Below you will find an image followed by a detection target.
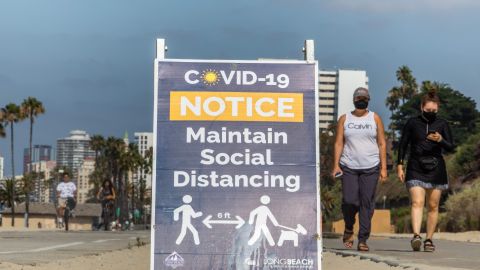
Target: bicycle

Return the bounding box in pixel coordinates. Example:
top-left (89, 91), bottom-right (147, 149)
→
top-left (102, 200), bottom-right (114, 231)
top-left (64, 197), bottom-right (76, 231)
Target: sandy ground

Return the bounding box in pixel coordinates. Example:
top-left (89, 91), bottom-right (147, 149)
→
top-left (0, 244), bottom-right (150, 270)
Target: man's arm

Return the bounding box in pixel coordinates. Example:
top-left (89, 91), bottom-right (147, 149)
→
top-left (56, 184), bottom-right (61, 199)
top-left (72, 183), bottom-right (77, 200)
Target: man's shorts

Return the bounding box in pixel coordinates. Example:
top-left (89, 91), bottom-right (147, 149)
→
top-left (58, 198), bottom-right (67, 208)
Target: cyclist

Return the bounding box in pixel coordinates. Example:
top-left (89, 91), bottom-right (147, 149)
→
top-left (97, 179), bottom-right (116, 230)
top-left (56, 172), bottom-right (77, 227)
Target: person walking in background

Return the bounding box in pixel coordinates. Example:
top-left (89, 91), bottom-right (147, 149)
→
top-left (397, 90), bottom-right (455, 252)
top-left (332, 87), bottom-right (388, 252)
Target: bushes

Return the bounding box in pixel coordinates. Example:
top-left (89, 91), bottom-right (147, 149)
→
top-left (446, 132), bottom-right (480, 188)
top-left (441, 180), bottom-right (480, 232)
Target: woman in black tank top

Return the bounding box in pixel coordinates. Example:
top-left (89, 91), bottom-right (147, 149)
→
top-left (97, 180), bottom-right (116, 204)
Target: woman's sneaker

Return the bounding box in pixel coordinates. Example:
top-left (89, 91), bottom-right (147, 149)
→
top-left (411, 234), bottom-right (422, 251)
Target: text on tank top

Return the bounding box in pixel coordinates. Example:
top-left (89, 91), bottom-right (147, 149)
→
top-left (340, 111), bottom-right (380, 169)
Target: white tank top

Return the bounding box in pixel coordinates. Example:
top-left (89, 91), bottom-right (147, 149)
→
top-left (340, 111), bottom-right (380, 169)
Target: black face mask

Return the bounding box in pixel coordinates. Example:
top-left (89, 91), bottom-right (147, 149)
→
top-left (354, 100), bottom-right (369, 110)
top-left (422, 111), bottom-right (437, 122)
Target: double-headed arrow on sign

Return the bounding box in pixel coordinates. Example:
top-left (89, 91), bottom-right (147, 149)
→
top-left (202, 215), bottom-right (245, 229)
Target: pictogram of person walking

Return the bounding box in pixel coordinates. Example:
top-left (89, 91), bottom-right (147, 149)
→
top-left (174, 195), bottom-right (203, 245)
top-left (247, 195), bottom-right (279, 246)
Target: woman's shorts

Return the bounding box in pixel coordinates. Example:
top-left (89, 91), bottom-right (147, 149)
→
top-left (406, 179), bottom-right (448, 190)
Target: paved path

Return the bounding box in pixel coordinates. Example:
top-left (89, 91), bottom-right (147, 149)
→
top-left (323, 234), bottom-right (480, 270)
top-left (0, 230), bottom-right (150, 265)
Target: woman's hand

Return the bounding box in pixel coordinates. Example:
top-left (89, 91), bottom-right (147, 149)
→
top-left (331, 165), bottom-right (343, 179)
top-left (427, 132), bottom-right (443, 142)
top-left (379, 168), bottom-right (388, 183)
top-left (397, 164), bottom-right (405, 183)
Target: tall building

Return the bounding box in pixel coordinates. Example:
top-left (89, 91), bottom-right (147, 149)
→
top-left (77, 158), bottom-right (95, 204)
top-left (29, 160), bottom-right (57, 203)
top-left (23, 145), bottom-right (53, 173)
top-left (56, 130), bottom-right (95, 174)
top-left (134, 132), bottom-right (153, 193)
top-left (318, 69), bottom-right (369, 130)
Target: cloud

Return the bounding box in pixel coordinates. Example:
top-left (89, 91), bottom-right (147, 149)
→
top-left (326, 0), bottom-right (480, 13)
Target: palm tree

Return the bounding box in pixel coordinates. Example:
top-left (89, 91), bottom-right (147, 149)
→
top-left (89, 135), bottom-right (106, 198)
top-left (21, 97), bottom-right (45, 227)
top-left (21, 171), bottom-right (43, 203)
top-left (90, 135), bottom-right (105, 169)
top-left (118, 142), bottom-right (142, 225)
top-left (0, 179), bottom-right (20, 213)
top-left (396, 65), bottom-right (418, 104)
top-left (139, 147), bottom-right (153, 223)
top-left (420, 80), bottom-right (442, 94)
top-left (125, 143), bottom-right (143, 219)
top-left (104, 137), bottom-right (125, 222)
top-left (1, 103), bottom-right (24, 226)
top-left (0, 122), bottom-right (5, 138)
top-left (385, 87), bottom-right (401, 140)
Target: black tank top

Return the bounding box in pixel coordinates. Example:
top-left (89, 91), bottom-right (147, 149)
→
top-left (102, 187), bottom-right (113, 197)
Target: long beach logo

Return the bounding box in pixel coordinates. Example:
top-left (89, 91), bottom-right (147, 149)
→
top-left (245, 257), bottom-right (314, 269)
top-left (164, 251), bottom-right (185, 269)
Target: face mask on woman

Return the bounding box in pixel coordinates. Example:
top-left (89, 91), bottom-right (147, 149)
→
top-left (354, 100), bottom-right (369, 110)
top-left (422, 111), bottom-right (437, 122)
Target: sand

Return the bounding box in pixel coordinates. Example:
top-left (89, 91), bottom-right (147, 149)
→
top-left (0, 245), bottom-right (150, 270)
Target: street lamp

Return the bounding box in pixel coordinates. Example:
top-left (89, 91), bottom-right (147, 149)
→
top-left (383, 195), bottom-right (387, 209)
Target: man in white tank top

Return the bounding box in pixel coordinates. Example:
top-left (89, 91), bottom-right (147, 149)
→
top-left (332, 87), bottom-right (388, 252)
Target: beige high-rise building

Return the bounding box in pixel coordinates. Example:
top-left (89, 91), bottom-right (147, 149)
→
top-left (134, 132), bottom-right (153, 196)
top-left (29, 160), bottom-right (57, 203)
top-left (318, 70), bottom-right (369, 130)
top-left (76, 158), bottom-right (95, 204)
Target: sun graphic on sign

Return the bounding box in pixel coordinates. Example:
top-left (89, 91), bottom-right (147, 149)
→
top-left (201, 69), bottom-right (220, 86)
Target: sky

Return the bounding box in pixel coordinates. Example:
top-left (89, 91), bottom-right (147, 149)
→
top-left (1, 0), bottom-right (480, 176)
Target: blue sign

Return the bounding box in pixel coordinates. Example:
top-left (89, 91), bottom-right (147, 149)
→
top-left (152, 59), bottom-right (320, 269)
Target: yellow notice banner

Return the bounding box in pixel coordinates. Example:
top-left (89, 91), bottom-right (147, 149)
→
top-left (170, 91), bottom-right (303, 122)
